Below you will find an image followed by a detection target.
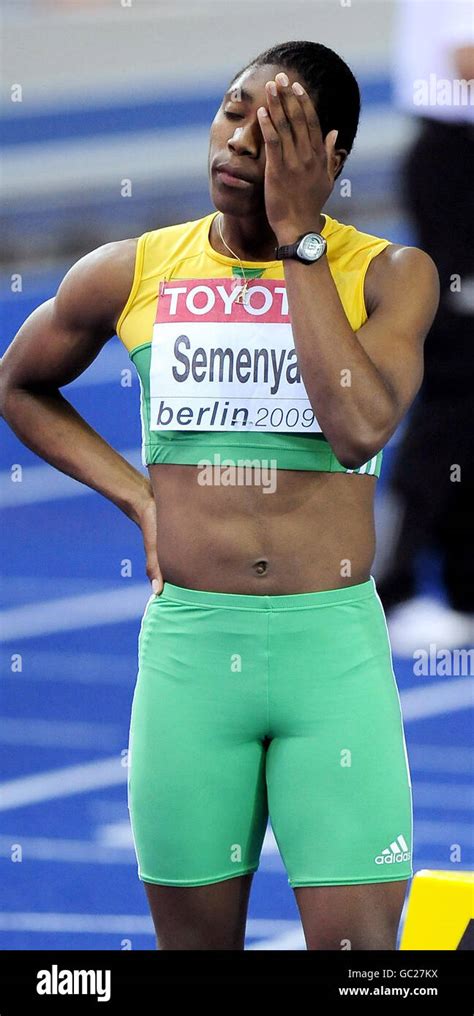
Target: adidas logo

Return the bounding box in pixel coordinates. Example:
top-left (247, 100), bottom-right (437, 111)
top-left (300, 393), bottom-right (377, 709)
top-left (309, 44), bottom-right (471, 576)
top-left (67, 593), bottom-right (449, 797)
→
top-left (375, 834), bottom-right (411, 865)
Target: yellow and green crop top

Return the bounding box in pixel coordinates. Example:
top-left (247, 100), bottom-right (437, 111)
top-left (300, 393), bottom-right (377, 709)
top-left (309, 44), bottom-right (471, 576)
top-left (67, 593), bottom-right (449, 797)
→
top-left (116, 210), bottom-right (391, 476)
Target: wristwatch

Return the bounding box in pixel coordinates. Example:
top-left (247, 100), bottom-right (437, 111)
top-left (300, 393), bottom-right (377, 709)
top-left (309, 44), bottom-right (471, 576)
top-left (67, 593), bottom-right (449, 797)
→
top-left (275, 232), bottom-right (327, 264)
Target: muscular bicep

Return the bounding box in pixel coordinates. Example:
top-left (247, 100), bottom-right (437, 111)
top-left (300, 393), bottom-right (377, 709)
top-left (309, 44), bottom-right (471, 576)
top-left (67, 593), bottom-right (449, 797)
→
top-left (0, 238), bottom-right (137, 394)
top-left (0, 297), bottom-right (114, 392)
top-left (356, 245), bottom-right (440, 421)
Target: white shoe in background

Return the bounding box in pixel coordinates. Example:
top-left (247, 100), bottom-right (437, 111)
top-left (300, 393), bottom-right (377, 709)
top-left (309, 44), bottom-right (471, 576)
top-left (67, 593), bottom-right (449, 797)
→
top-left (385, 596), bottom-right (474, 657)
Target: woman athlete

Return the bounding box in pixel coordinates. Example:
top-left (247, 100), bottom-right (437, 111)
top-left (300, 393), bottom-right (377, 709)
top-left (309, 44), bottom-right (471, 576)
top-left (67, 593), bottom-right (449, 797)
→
top-left (0, 41), bottom-right (439, 950)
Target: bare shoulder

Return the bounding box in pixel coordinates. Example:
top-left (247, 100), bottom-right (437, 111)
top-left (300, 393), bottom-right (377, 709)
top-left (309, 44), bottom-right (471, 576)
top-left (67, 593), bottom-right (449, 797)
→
top-left (365, 242), bottom-right (439, 316)
top-left (0, 237), bottom-right (142, 395)
top-left (55, 237), bottom-right (139, 335)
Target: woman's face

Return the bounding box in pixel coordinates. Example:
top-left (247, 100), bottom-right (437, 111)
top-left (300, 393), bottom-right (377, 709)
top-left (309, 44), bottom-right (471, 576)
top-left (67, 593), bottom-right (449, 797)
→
top-left (208, 62), bottom-right (313, 217)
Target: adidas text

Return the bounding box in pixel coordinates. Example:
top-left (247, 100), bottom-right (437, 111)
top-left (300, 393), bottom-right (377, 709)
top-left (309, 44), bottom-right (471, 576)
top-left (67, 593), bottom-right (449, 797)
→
top-left (375, 835), bottom-right (411, 865)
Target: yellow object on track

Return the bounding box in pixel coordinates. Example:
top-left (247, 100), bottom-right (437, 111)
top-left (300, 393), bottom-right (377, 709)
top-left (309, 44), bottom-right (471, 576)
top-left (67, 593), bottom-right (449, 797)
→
top-left (400, 870), bottom-right (474, 950)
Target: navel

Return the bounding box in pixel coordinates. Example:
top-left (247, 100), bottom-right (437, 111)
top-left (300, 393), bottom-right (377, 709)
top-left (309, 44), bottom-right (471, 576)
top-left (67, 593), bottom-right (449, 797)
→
top-left (253, 559), bottom-right (268, 576)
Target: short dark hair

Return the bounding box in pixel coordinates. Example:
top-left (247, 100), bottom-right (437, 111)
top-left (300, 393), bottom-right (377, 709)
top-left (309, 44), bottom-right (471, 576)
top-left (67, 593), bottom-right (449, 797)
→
top-left (228, 40), bottom-right (361, 161)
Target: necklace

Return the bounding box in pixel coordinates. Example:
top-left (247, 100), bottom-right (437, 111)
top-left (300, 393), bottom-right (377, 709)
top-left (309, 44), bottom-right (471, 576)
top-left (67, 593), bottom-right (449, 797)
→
top-left (217, 213), bottom-right (251, 305)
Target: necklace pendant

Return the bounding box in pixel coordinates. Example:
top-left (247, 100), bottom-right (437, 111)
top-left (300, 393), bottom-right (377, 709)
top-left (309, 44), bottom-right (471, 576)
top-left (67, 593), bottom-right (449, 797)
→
top-left (236, 284), bottom-right (249, 305)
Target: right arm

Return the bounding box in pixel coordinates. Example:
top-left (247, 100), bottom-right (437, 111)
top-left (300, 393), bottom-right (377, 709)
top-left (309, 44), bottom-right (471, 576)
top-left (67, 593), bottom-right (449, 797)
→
top-left (0, 239), bottom-right (162, 590)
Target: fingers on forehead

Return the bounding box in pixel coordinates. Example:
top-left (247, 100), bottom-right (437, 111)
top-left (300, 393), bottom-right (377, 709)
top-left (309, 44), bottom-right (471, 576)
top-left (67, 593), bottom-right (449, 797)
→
top-left (297, 89), bottom-right (322, 128)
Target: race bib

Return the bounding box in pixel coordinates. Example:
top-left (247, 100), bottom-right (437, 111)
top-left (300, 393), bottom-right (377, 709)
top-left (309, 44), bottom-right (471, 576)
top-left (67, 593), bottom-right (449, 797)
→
top-left (149, 278), bottom-right (322, 433)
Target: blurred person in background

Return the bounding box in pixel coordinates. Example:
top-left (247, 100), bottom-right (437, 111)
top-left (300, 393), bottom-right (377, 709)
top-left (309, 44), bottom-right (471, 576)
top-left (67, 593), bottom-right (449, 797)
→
top-left (377, 0), bottom-right (474, 653)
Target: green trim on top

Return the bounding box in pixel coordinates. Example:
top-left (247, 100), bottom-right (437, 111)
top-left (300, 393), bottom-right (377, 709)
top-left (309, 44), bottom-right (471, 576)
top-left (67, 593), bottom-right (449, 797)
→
top-left (232, 266), bottom-right (266, 280)
top-left (129, 339), bottom-right (152, 359)
top-left (130, 342), bottom-right (383, 477)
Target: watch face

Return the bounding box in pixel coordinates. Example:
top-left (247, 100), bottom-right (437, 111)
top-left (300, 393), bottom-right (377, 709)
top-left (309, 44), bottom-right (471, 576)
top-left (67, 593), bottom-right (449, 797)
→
top-left (297, 233), bottom-right (326, 260)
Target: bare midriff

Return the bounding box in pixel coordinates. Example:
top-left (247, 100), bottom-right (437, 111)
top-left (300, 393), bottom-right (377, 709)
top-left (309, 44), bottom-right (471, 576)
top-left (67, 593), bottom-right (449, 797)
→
top-left (148, 463), bottom-right (376, 594)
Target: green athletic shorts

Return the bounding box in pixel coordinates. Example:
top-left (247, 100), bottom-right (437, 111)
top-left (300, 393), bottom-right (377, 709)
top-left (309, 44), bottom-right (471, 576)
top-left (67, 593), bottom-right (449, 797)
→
top-left (127, 576), bottom-right (413, 887)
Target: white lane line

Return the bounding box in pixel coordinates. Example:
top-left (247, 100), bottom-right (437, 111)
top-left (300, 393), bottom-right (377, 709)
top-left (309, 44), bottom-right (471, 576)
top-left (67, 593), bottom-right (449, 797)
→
top-left (408, 744), bottom-right (474, 774)
top-left (0, 584), bottom-right (150, 641)
top-left (400, 679), bottom-right (473, 720)
top-left (2, 126), bottom-right (209, 200)
top-left (0, 447), bottom-right (141, 507)
top-left (249, 927), bottom-right (305, 951)
top-left (414, 819), bottom-right (474, 844)
top-left (6, 829), bottom-right (277, 868)
top-left (0, 835), bottom-right (133, 864)
top-left (3, 575), bottom-right (113, 602)
top-left (0, 912), bottom-right (153, 934)
top-left (96, 822), bottom-right (134, 849)
top-left (0, 817), bottom-right (277, 867)
top-left (413, 782), bottom-right (474, 811)
top-left (0, 912), bottom-right (298, 940)
top-left (0, 757), bottom-right (125, 811)
top-left (2, 650), bottom-right (134, 685)
top-left (261, 825), bottom-right (279, 855)
top-left (0, 717), bottom-right (122, 749)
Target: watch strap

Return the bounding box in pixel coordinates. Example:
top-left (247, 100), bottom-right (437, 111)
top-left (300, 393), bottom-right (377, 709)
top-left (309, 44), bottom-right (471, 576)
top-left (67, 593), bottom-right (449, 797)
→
top-left (275, 241), bottom-right (298, 258)
top-left (275, 231), bottom-right (325, 261)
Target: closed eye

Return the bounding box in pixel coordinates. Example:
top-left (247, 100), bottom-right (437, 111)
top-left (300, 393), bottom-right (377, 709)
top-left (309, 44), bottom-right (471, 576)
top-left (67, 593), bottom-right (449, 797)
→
top-left (224, 111), bottom-right (243, 120)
